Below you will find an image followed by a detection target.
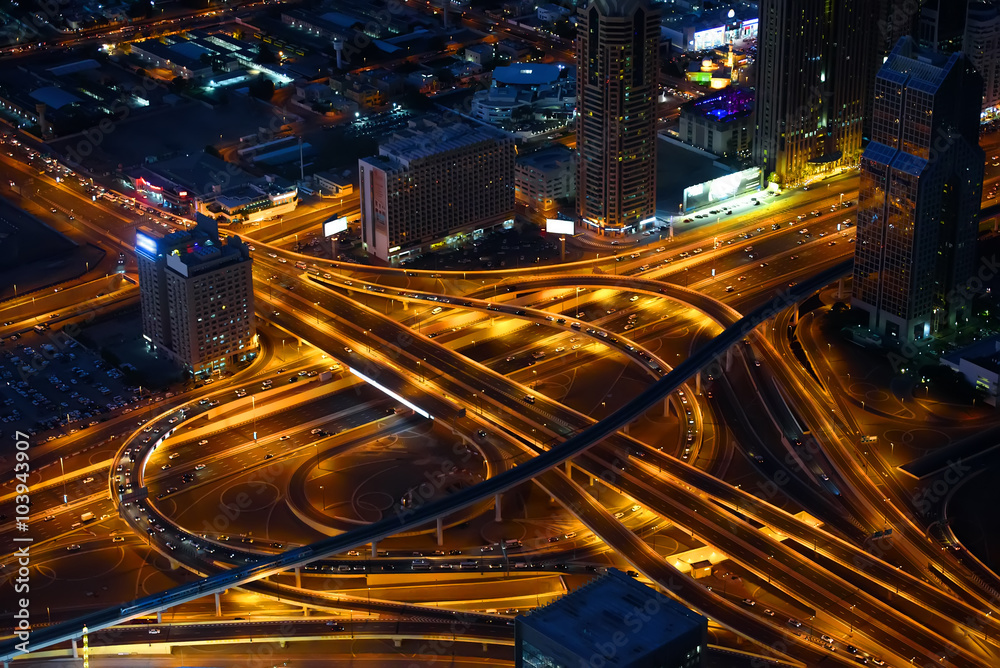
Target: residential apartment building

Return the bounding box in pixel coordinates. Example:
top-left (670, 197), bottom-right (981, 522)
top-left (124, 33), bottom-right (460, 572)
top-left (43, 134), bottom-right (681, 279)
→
top-left (358, 117), bottom-right (515, 263)
top-left (678, 87), bottom-right (754, 159)
top-left (136, 217), bottom-right (256, 376)
top-left (515, 144), bottom-right (576, 214)
top-left (575, 0), bottom-right (660, 235)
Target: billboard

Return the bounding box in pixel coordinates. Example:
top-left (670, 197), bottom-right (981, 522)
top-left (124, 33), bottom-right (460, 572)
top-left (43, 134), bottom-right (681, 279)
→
top-left (682, 167), bottom-right (761, 212)
top-left (135, 232), bottom-right (158, 258)
top-left (323, 217), bottom-right (349, 237)
top-left (545, 218), bottom-right (574, 235)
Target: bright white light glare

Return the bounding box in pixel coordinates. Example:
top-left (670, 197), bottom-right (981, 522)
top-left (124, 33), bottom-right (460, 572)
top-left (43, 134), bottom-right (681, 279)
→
top-left (324, 217), bottom-right (348, 237)
top-left (350, 368), bottom-right (433, 419)
top-left (545, 218), bottom-right (574, 235)
top-left (135, 232), bottom-right (157, 256)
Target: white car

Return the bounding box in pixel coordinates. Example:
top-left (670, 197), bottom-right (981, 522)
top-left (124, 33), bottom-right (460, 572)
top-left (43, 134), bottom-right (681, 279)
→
top-left (198, 439), bottom-right (209, 445)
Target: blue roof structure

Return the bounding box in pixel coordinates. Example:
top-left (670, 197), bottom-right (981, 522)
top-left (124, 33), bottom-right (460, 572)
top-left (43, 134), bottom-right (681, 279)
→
top-left (493, 63), bottom-right (565, 86)
top-left (29, 87), bottom-right (82, 109)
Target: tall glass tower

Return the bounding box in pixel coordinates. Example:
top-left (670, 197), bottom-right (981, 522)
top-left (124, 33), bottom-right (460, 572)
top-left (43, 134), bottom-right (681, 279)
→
top-left (852, 37), bottom-right (984, 343)
top-left (575, 0), bottom-right (659, 236)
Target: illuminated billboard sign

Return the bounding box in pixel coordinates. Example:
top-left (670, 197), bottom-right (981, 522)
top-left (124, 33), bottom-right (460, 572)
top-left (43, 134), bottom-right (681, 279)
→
top-left (682, 167), bottom-right (761, 212)
top-left (323, 217), bottom-right (349, 237)
top-left (135, 232), bottom-right (158, 258)
top-left (545, 218), bottom-right (574, 235)
top-left (693, 25), bottom-right (726, 51)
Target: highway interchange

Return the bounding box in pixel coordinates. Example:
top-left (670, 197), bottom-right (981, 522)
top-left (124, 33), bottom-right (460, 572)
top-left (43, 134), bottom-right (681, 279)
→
top-left (4, 32), bottom-right (1000, 668)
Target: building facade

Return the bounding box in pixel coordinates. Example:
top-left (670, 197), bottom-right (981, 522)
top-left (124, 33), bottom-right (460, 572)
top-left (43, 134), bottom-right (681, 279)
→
top-left (515, 144), bottom-right (576, 214)
top-left (136, 217), bottom-right (256, 376)
top-left (515, 568), bottom-right (707, 667)
top-left (918, 0), bottom-right (970, 54)
top-left (678, 88), bottom-right (754, 159)
top-left (575, 0), bottom-right (660, 235)
top-left (753, 0), bottom-right (876, 186)
top-left (964, 1), bottom-right (1000, 116)
top-left (852, 37), bottom-right (984, 343)
top-left (358, 117), bottom-right (515, 264)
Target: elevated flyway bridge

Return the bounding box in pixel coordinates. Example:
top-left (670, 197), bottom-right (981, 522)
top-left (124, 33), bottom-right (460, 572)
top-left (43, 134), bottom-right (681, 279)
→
top-left (0, 260), bottom-right (853, 661)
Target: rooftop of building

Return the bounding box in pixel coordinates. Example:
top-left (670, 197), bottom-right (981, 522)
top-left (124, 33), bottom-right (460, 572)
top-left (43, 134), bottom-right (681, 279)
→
top-left (942, 335), bottom-right (1000, 373)
top-left (138, 216), bottom-right (250, 271)
top-left (493, 62), bottom-right (568, 86)
top-left (880, 36), bottom-right (961, 94)
top-left (682, 87), bottom-right (754, 122)
top-left (518, 568), bottom-right (705, 665)
top-left (128, 152), bottom-right (255, 195)
top-left (371, 116), bottom-right (510, 166)
top-left (516, 144), bottom-right (574, 171)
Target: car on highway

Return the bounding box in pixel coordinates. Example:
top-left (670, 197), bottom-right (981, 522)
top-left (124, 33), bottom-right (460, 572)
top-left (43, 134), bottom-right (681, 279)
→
top-left (613, 511), bottom-right (625, 519)
top-left (725, 286), bottom-right (734, 292)
top-left (148, 628), bottom-right (160, 634)
top-left (763, 608), bottom-right (774, 616)
top-left (198, 439), bottom-right (209, 445)
top-left (522, 395), bottom-right (535, 404)
top-left (741, 598), bottom-right (755, 606)
top-left (279, 435), bottom-right (291, 441)
top-left (820, 634), bottom-right (835, 644)
top-left (112, 536), bottom-right (125, 543)
top-left (66, 544), bottom-right (81, 551)
top-left (787, 618), bottom-right (802, 628)
top-left (194, 464), bottom-right (206, 471)
top-left (564, 532), bottom-right (577, 539)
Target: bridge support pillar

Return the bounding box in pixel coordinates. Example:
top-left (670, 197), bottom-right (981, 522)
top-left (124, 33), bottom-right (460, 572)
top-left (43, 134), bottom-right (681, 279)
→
top-left (71, 640), bottom-right (78, 658)
top-left (589, 474), bottom-right (595, 486)
top-left (215, 592), bottom-right (221, 617)
top-left (664, 396), bottom-right (671, 417)
top-left (371, 541), bottom-right (378, 558)
top-left (168, 558), bottom-right (179, 570)
top-left (495, 494), bottom-right (502, 522)
top-left (623, 423), bottom-right (629, 435)
top-left (402, 300), bottom-right (408, 311)
top-left (483, 643), bottom-right (489, 652)
top-left (279, 640), bottom-right (287, 648)
top-left (394, 638), bottom-right (402, 648)
top-left (436, 517), bottom-right (444, 546)
top-left (725, 347), bottom-right (733, 371)
top-left (791, 305), bottom-right (799, 325)
top-left (565, 460), bottom-right (571, 475)
top-left (837, 277), bottom-right (844, 299)
top-left (295, 567), bottom-right (301, 588)
top-left (302, 606), bottom-right (309, 617)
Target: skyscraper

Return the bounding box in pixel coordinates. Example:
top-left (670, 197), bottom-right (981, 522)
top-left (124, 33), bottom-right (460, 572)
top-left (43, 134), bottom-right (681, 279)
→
top-left (753, 0), bottom-right (876, 186)
top-left (852, 37), bottom-right (984, 343)
top-left (963, 1), bottom-right (1000, 115)
top-left (136, 217), bottom-right (257, 376)
top-left (575, 0), bottom-right (659, 236)
top-left (918, 0), bottom-right (970, 54)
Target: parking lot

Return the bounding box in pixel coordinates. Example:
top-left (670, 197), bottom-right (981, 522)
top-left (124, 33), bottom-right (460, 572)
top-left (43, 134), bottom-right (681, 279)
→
top-left (0, 328), bottom-right (146, 438)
